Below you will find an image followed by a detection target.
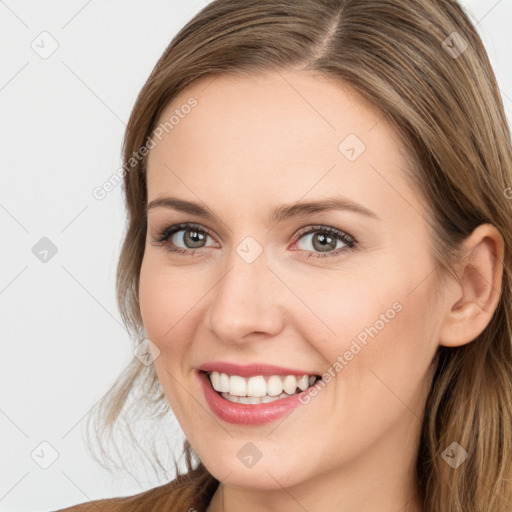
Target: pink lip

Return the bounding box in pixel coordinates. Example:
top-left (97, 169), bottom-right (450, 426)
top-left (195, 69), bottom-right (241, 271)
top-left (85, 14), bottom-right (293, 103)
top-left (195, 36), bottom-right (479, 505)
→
top-left (197, 361), bottom-right (318, 378)
top-left (197, 370), bottom-right (319, 425)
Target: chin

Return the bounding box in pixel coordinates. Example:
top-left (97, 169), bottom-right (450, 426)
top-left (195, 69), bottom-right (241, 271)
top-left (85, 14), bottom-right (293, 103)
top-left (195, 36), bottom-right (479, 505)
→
top-left (199, 450), bottom-right (310, 491)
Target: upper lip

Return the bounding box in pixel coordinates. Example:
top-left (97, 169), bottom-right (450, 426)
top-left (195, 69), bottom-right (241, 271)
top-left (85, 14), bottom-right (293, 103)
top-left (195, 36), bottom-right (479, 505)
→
top-left (197, 361), bottom-right (320, 378)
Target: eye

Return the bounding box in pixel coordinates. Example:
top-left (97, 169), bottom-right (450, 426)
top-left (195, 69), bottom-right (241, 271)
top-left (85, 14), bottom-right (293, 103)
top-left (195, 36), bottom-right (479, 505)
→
top-left (292, 225), bottom-right (357, 258)
top-left (152, 222), bottom-right (357, 259)
top-left (152, 222), bottom-right (217, 255)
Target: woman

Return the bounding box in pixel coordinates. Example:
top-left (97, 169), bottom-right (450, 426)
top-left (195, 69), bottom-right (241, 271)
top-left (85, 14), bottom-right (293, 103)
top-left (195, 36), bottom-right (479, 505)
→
top-left (58, 0), bottom-right (512, 510)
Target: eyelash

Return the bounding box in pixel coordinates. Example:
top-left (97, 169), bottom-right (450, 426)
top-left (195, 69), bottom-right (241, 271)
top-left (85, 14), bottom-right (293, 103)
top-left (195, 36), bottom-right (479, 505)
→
top-left (153, 222), bottom-right (357, 259)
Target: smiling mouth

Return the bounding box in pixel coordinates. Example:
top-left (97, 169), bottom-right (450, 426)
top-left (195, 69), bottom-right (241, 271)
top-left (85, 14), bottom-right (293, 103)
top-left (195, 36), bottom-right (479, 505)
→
top-left (202, 370), bottom-right (322, 405)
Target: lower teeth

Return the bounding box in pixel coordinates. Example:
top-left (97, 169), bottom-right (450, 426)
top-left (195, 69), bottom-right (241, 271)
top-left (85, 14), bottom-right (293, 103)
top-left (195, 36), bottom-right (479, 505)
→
top-left (220, 391), bottom-right (297, 404)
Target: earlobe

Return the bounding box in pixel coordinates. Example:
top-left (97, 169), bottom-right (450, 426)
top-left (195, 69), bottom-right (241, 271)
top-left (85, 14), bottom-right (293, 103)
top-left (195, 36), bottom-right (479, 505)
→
top-left (438, 223), bottom-right (504, 348)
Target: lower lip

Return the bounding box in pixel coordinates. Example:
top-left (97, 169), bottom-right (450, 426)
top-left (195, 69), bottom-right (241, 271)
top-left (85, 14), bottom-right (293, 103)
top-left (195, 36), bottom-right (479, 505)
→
top-left (197, 370), bottom-right (318, 426)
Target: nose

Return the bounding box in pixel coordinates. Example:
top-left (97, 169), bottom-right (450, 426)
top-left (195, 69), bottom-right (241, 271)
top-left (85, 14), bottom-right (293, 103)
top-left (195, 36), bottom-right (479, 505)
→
top-left (206, 248), bottom-right (286, 345)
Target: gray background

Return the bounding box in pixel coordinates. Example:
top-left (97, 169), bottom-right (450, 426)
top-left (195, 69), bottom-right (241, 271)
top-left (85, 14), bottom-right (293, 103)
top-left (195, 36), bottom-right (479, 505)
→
top-left (0, 1), bottom-right (510, 511)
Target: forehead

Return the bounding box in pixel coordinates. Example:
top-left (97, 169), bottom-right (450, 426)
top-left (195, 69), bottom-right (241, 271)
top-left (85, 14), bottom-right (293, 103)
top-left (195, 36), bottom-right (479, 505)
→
top-left (145, 70), bottom-right (423, 224)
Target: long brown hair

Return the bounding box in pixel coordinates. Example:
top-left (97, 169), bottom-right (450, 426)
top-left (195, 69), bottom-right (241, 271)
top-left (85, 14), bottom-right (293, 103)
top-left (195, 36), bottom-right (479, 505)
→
top-left (68, 1), bottom-right (512, 510)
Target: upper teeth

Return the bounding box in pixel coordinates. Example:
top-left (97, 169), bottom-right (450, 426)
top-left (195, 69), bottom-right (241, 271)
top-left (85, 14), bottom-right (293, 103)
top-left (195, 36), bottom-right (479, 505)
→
top-left (208, 371), bottom-right (317, 397)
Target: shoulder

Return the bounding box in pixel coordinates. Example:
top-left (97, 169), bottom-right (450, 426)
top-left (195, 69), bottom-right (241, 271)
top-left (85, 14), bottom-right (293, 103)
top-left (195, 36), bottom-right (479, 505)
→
top-left (54, 499), bottom-right (117, 511)
top-left (54, 494), bottom-right (133, 512)
top-left (53, 479), bottom-right (183, 512)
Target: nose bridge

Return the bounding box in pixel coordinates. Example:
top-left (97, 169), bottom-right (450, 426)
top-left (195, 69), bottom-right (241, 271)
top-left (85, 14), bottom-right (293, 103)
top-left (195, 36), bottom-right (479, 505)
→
top-left (206, 241), bottom-right (284, 343)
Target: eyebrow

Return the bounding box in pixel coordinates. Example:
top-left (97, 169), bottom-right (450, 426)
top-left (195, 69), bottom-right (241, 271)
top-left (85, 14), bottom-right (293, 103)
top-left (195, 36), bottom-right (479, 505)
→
top-left (146, 195), bottom-right (381, 225)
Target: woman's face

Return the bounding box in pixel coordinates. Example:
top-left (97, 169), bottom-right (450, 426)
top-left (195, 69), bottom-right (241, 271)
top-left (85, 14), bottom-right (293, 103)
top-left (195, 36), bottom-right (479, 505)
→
top-left (139, 70), bottom-right (443, 498)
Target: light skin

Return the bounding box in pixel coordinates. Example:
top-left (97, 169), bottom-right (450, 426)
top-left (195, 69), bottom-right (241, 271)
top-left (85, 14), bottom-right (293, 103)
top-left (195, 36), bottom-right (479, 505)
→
top-left (138, 70), bottom-right (504, 512)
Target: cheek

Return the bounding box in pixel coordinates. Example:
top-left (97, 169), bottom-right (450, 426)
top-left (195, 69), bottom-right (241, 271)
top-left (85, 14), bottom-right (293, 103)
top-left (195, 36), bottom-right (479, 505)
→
top-left (342, 286), bottom-right (436, 410)
top-left (304, 261), bottom-right (437, 386)
top-left (138, 258), bottom-right (199, 415)
top-left (138, 256), bottom-right (195, 354)
top-left (298, 267), bottom-right (405, 349)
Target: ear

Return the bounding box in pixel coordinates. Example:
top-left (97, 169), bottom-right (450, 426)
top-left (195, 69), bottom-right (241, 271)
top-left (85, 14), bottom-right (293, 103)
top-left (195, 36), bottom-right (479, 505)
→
top-left (438, 223), bottom-right (505, 348)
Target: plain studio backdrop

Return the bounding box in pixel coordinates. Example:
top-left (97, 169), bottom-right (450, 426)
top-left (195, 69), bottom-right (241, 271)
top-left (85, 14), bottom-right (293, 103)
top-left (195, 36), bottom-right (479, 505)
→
top-left (0, 1), bottom-right (510, 511)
